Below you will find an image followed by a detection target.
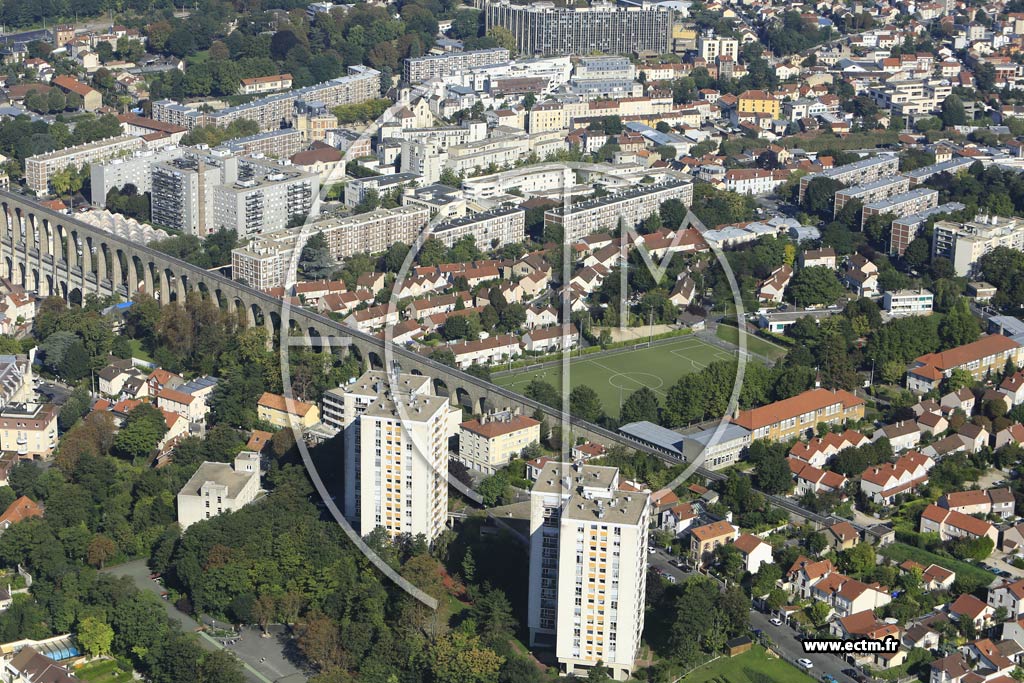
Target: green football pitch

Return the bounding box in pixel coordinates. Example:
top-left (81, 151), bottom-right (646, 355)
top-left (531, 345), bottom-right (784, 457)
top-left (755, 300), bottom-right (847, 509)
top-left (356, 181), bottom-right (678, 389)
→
top-left (493, 336), bottom-right (737, 419)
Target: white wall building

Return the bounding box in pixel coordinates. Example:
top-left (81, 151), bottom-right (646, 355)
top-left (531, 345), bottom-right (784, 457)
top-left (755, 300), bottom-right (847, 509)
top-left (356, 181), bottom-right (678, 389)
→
top-left (177, 452), bottom-right (261, 529)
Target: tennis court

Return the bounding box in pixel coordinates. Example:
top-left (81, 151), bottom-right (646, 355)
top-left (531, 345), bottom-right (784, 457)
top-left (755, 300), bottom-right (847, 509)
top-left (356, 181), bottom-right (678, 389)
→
top-left (494, 335), bottom-right (737, 419)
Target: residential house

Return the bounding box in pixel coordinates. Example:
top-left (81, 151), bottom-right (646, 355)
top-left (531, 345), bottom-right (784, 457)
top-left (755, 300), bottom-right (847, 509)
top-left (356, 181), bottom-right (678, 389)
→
top-left (940, 388), bottom-right (976, 415)
top-left (1001, 371), bottom-right (1024, 406)
top-left (790, 460), bottom-right (848, 495)
top-left (0, 496), bottom-right (42, 531)
top-left (826, 521), bottom-right (860, 551)
top-left (989, 579), bottom-right (1024, 619)
top-left (940, 488), bottom-right (1015, 519)
top-left (758, 264), bottom-right (793, 305)
top-left (3, 646), bottom-right (78, 682)
top-left (788, 429), bottom-right (868, 468)
top-left (957, 423), bottom-right (990, 453)
top-left (860, 451), bottom-right (934, 505)
top-left (256, 392), bottom-right (320, 429)
top-left (873, 420), bottom-right (922, 452)
top-left (920, 504), bottom-right (999, 544)
top-left (732, 533), bottom-right (772, 574)
top-left (690, 520), bottom-right (737, 565)
top-left (448, 335), bottom-right (521, 369)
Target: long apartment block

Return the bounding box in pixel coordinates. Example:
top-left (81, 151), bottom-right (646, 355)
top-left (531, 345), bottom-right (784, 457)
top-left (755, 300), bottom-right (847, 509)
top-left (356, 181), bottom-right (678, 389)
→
top-left (889, 202), bottom-right (965, 256)
top-left (797, 155), bottom-right (900, 204)
top-left (231, 206), bottom-right (430, 290)
top-left (26, 136), bottom-right (145, 196)
top-left (404, 48), bottom-right (510, 83)
top-left (153, 66), bottom-right (380, 132)
top-left (833, 175), bottom-right (911, 215)
top-left (860, 188), bottom-right (939, 229)
top-left (544, 179), bottom-right (693, 243)
top-left (483, 0), bottom-right (673, 56)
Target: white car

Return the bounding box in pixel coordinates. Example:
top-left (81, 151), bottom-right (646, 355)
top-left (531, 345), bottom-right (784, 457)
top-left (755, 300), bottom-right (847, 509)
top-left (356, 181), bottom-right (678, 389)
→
top-left (769, 617), bottom-right (783, 626)
top-left (796, 659), bottom-right (813, 670)
top-left (648, 546), bottom-right (656, 554)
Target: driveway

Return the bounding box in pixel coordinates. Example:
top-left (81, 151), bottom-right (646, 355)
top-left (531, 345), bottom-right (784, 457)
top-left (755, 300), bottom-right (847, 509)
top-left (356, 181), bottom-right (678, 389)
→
top-left (749, 610), bottom-right (859, 683)
top-left (105, 560), bottom-right (307, 683)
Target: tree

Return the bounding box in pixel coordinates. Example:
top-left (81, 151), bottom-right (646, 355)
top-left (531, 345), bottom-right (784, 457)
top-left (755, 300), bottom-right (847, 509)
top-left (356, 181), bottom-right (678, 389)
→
top-left (787, 266), bottom-right (844, 307)
top-left (620, 387), bottom-right (659, 424)
top-left (86, 534), bottom-right (117, 568)
top-left (755, 453), bottom-right (792, 495)
top-left (299, 233), bottom-right (334, 281)
top-left (429, 631), bottom-right (504, 683)
top-left (112, 404), bottom-right (169, 460)
top-left (569, 385), bottom-right (604, 423)
top-left (807, 601), bottom-right (831, 628)
top-left (77, 617), bottom-right (114, 657)
top-left (939, 298), bottom-right (980, 348)
top-left (296, 614), bottom-right (342, 671)
top-left (940, 95), bottom-right (967, 127)
top-left (802, 177), bottom-right (843, 217)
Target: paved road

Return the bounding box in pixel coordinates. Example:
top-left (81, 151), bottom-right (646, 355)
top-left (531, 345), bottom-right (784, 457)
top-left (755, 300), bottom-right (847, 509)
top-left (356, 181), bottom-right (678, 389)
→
top-left (749, 610), bottom-right (859, 683)
top-left (105, 560), bottom-right (306, 683)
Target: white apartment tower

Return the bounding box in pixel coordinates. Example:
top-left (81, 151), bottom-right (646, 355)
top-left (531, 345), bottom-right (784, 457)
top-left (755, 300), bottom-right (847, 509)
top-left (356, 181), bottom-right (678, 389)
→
top-left (528, 460), bottom-right (649, 681)
top-left (331, 371), bottom-right (459, 543)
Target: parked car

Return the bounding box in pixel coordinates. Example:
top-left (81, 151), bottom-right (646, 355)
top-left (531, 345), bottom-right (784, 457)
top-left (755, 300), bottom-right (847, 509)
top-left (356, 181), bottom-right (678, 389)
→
top-left (770, 617), bottom-right (783, 626)
top-left (797, 658), bottom-right (814, 670)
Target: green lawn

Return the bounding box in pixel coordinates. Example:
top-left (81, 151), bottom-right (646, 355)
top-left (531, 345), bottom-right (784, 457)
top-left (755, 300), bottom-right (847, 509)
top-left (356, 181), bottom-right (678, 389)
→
top-left (715, 325), bottom-right (788, 362)
top-left (683, 645), bottom-right (816, 683)
top-left (493, 336), bottom-right (735, 419)
top-left (879, 542), bottom-right (995, 588)
top-left (128, 338), bottom-right (152, 362)
top-left (75, 660), bottom-right (134, 683)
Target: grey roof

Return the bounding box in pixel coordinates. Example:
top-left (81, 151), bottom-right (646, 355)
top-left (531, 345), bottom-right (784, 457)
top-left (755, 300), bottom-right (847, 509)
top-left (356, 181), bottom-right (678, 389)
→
top-left (892, 202), bottom-right (965, 228)
top-left (863, 188), bottom-right (938, 212)
top-left (179, 376), bottom-right (219, 394)
top-left (179, 461), bottom-right (256, 498)
top-left (618, 420), bottom-right (684, 454)
top-left (686, 423), bottom-right (751, 446)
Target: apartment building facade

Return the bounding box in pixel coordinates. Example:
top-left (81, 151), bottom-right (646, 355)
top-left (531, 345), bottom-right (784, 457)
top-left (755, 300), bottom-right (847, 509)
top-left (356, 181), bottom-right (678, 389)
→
top-left (861, 189), bottom-right (939, 229)
top-left (404, 48), bottom-right (510, 83)
top-left (26, 135), bottom-right (144, 196)
top-left (544, 179), bottom-right (694, 242)
top-left (932, 215), bottom-right (1024, 277)
top-left (906, 335), bottom-right (1024, 393)
top-left (483, 0), bottom-right (672, 56)
top-left (797, 155), bottom-right (900, 204)
top-left (733, 388), bottom-right (866, 443)
top-left (90, 145), bottom-right (183, 206)
top-left (153, 66), bottom-right (380, 132)
top-left (239, 73), bottom-right (293, 95)
top-left (335, 371), bottom-right (459, 543)
top-left (458, 412), bottom-right (540, 474)
top-left (0, 403), bottom-right (58, 458)
top-left (528, 460), bottom-right (649, 681)
top-left (433, 207), bottom-right (526, 251)
top-left (889, 202), bottom-right (965, 256)
top-left (883, 289), bottom-right (934, 316)
top-left (210, 166), bottom-right (317, 237)
top-left (833, 175), bottom-right (911, 215)
top-left (231, 206), bottom-right (430, 290)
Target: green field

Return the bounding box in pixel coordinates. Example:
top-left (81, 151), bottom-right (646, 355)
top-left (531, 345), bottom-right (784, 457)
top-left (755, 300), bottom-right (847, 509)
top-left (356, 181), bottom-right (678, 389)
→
top-left (75, 660), bottom-right (133, 683)
top-left (683, 646), bottom-right (816, 683)
top-left (494, 336), bottom-right (735, 419)
top-left (879, 542), bottom-right (996, 588)
top-left (715, 325), bottom-right (788, 361)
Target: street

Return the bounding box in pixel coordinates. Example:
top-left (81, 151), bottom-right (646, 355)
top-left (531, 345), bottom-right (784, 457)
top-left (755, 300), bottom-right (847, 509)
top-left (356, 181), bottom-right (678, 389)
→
top-left (104, 559), bottom-right (306, 683)
top-left (749, 609), bottom-right (859, 683)
top-left (647, 543), bottom-right (861, 683)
